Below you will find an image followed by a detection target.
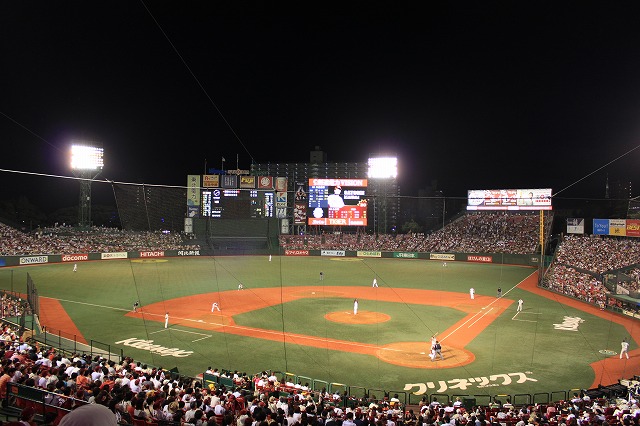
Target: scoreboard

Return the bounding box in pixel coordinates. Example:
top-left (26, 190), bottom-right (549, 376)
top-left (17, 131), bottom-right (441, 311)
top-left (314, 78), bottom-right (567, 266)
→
top-left (201, 189), bottom-right (274, 219)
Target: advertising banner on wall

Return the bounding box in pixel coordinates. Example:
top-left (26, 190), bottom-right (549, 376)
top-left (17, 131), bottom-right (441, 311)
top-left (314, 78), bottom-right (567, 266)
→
top-left (258, 176), bottom-right (274, 189)
top-left (275, 177), bottom-right (288, 192)
top-left (357, 251), bottom-right (382, 258)
top-left (393, 252), bottom-right (418, 258)
top-left (240, 176), bottom-right (256, 188)
top-left (627, 220), bottom-right (640, 237)
top-left (203, 175), bottom-right (220, 188)
top-left (294, 204), bottom-right (307, 225)
top-left (187, 175), bottom-right (201, 218)
top-left (295, 181), bottom-right (307, 201)
top-left (609, 219), bottom-right (627, 236)
top-left (222, 175), bottom-right (238, 188)
top-left (566, 218), bottom-right (585, 234)
top-left (467, 255), bottom-right (492, 263)
top-left (285, 249), bottom-right (309, 256)
top-left (430, 253), bottom-right (455, 261)
top-left (593, 219), bottom-right (610, 235)
top-left (321, 250), bottom-right (346, 257)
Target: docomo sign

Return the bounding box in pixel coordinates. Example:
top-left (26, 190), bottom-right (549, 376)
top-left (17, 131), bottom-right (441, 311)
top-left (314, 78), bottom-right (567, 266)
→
top-left (140, 251), bottom-right (165, 258)
top-left (284, 249), bottom-right (309, 256)
top-left (62, 254), bottom-right (88, 262)
top-left (467, 255), bottom-right (493, 263)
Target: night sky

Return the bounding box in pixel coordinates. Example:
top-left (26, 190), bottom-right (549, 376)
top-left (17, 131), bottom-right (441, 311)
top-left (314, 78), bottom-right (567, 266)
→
top-left (2, 2), bottom-right (640, 212)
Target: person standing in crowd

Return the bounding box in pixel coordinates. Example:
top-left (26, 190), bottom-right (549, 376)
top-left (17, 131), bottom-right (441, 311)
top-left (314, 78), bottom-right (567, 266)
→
top-left (620, 338), bottom-right (630, 359)
top-left (164, 312), bottom-right (169, 329)
top-left (353, 298), bottom-right (358, 315)
top-left (372, 277), bottom-right (378, 287)
top-left (517, 298), bottom-right (524, 312)
top-left (470, 287), bottom-right (475, 299)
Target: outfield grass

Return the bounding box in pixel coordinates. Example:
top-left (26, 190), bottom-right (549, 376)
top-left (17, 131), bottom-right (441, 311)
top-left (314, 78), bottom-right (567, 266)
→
top-left (0, 256), bottom-right (636, 398)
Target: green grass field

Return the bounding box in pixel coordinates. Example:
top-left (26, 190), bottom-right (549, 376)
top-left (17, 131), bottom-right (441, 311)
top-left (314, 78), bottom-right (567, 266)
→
top-left (0, 256), bottom-right (636, 399)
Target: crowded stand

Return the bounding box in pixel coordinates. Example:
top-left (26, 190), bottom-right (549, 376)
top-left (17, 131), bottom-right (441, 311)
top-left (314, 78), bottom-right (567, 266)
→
top-left (541, 265), bottom-right (609, 308)
top-left (412, 213), bottom-right (546, 255)
top-left (554, 235), bottom-right (640, 275)
top-left (280, 213), bottom-right (547, 255)
top-left (542, 235), bottom-right (640, 308)
top-left (0, 223), bottom-right (200, 256)
top-left (622, 269), bottom-right (640, 293)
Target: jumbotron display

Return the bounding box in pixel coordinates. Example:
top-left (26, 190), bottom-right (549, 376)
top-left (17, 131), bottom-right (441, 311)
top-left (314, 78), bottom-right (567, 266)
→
top-left (308, 178), bottom-right (368, 226)
top-left (467, 188), bottom-right (552, 211)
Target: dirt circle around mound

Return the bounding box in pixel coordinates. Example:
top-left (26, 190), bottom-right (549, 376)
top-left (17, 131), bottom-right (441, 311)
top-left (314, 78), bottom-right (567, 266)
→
top-left (325, 310), bottom-right (391, 324)
top-left (377, 341), bottom-right (475, 369)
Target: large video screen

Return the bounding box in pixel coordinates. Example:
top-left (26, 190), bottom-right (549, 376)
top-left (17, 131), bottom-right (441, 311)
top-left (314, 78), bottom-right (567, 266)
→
top-left (308, 178), bottom-right (368, 226)
top-left (467, 188), bottom-right (552, 211)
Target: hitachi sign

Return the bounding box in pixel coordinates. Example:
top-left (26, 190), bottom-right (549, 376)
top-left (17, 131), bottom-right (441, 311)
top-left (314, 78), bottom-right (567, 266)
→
top-left (140, 251), bottom-right (165, 258)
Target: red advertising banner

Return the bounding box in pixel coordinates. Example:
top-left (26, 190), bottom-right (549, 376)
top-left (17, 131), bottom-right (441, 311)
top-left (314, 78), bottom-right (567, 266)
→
top-left (258, 176), bottom-right (273, 189)
top-left (285, 249), bottom-right (309, 256)
top-left (467, 255), bottom-right (493, 263)
top-left (627, 219), bottom-right (640, 237)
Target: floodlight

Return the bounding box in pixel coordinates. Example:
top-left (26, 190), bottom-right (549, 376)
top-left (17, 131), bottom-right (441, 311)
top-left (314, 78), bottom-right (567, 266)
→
top-left (367, 157), bottom-right (397, 179)
top-left (71, 144), bottom-right (104, 170)
top-left (70, 142), bottom-right (104, 228)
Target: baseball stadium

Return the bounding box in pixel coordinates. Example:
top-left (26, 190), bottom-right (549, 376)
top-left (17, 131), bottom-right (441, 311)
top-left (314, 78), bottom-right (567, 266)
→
top-left (0, 161), bottom-right (639, 426)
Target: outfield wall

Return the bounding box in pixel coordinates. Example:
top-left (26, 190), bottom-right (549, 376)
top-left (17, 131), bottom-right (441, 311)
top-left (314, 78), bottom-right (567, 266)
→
top-left (0, 249), bottom-right (541, 268)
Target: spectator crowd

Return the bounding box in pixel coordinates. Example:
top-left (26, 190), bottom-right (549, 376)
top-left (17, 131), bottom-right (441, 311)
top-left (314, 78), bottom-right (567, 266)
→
top-left (281, 212), bottom-right (550, 255)
top-left (0, 223), bottom-right (200, 256)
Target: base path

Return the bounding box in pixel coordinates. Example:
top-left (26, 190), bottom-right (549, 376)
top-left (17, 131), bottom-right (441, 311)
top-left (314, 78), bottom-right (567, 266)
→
top-left (134, 286), bottom-right (513, 369)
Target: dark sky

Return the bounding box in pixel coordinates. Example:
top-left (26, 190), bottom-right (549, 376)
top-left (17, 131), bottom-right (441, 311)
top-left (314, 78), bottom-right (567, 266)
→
top-left (1, 2), bottom-right (640, 211)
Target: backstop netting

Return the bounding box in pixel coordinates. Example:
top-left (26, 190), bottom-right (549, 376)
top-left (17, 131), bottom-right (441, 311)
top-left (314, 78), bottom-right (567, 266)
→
top-left (112, 182), bottom-right (187, 232)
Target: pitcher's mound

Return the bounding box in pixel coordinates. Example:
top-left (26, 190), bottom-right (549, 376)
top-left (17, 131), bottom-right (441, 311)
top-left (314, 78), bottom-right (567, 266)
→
top-left (377, 342), bottom-right (475, 368)
top-left (325, 311), bottom-right (390, 324)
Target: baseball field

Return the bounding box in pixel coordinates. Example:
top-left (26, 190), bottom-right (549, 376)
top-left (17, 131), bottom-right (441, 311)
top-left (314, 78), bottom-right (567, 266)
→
top-left (1, 255), bottom-right (638, 400)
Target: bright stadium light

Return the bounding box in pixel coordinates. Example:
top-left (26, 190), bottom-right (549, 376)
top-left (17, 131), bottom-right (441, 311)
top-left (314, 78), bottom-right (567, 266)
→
top-left (367, 157), bottom-right (397, 179)
top-left (71, 144), bottom-right (104, 170)
top-left (70, 142), bottom-right (104, 228)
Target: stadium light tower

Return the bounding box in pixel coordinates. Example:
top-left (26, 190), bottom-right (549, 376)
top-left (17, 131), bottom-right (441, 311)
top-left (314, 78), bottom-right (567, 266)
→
top-left (368, 156), bottom-right (398, 234)
top-left (70, 142), bottom-right (104, 228)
